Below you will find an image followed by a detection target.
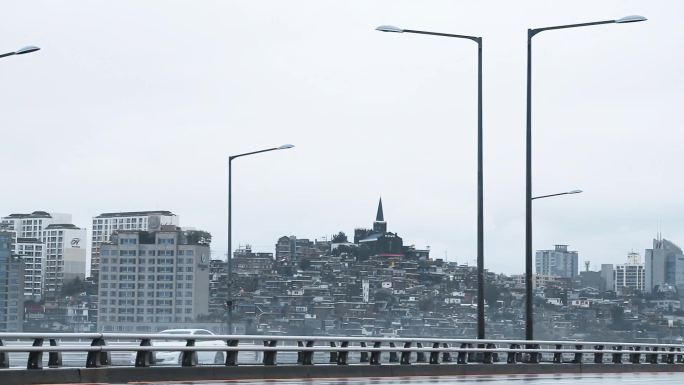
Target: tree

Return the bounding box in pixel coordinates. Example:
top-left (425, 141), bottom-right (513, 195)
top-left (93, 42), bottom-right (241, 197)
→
top-left (332, 232), bottom-right (348, 243)
top-left (61, 277), bottom-right (86, 296)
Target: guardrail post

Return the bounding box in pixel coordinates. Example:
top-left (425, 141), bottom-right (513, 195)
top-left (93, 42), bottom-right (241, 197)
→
top-left (667, 347), bottom-right (676, 364)
top-left (135, 338), bottom-right (153, 367)
top-left (594, 345), bottom-right (604, 364)
top-left (457, 343), bottom-right (469, 364)
top-left (400, 342), bottom-right (411, 365)
top-left (553, 344), bottom-right (562, 364)
top-left (483, 344), bottom-right (493, 364)
top-left (48, 339), bottom-right (62, 368)
top-left (629, 346), bottom-right (641, 364)
top-left (337, 341), bottom-right (349, 365)
top-left (416, 342), bottom-right (426, 363)
top-left (429, 343), bottom-right (440, 364)
top-left (573, 345), bottom-right (583, 364)
top-left (507, 343), bottom-right (518, 364)
top-left (329, 342), bottom-right (338, 363)
top-left (181, 339), bottom-right (198, 367)
top-left (297, 341), bottom-right (304, 364)
top-left (488, 343), bottom-right (499, 363)
top-left (676, 348), bottom-right (683, 363)
top-left (27, 338), bottom-right (44, 369)
top-left (370, 342), bottom-right (381, 365)
top-left (526, 344), bottom-right (540, 363)
top-left (263, 340), bottom-right (277, 366)
top-left (441, 343), bottom-right (452, 363)
top-left (389, 342), bottom-right (398, 363)
top-left (86, 337), bottom-right (110, 368)
top-left (360, 342), bottom-right (369, 363)
top-left (646, 347), bottom-right (658, 364)
top-left (612, 345), bottom-right (622, 364)
top-left (225, 339), bottom-right (239, 366)
top-left (660, 347), bottom-right (669, 364)
top-left (301, 341), bottom-right (314, 365)
top-left (0, 338), bottom-right (7, 368)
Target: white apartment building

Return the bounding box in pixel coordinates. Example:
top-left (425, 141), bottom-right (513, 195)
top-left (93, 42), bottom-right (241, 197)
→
top-left (1, 211), bottom-right (72, 239)
top-left (1, 211), bottom-right (80, 298)
top-left (43, 224), bottom-right (87, 296)
top-left (90, 211), bottom-right (178, 278)
top-left (15, 238), bottom-right (45, 298)
top-left (97, 226), bottom-right (210, 332)
top-left (535, 245), bottom-right (579, 278)
top-left (614, 252), bottom-right (645, 294)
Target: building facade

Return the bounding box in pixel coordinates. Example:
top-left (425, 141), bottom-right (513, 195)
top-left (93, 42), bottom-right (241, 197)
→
top-left (233, 245), bottom-right (274, 275)
top-left (614, 252), bottom-right (645, 294)
top-left (1, 211), bottom-right (72, 239)
top-left (43, 224), bottom-right (87, 298)
top-left (0, 232), bottom-right (25, 332)
top-left (535, 245), bottom-right (579, 278)
top-left (91, 211), bottom-right (179, 278)
top-left (645, 237), bottom-right (684, 293)
top-left (1, 211), bottom-right (81, 299)
top-left (275, 236), bottom-right (321, 264)
top-left (97, 226), bottom-right (210, 332)
top-left (15, 237), bottom-right (45, 298)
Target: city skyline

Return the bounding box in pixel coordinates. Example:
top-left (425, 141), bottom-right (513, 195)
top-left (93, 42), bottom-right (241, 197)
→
top-left (1, 1), bottom-right (682, 274)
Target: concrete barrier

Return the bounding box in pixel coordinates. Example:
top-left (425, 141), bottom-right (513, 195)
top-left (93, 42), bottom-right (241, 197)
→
top-left (4, 363), bottom-right (684, 385)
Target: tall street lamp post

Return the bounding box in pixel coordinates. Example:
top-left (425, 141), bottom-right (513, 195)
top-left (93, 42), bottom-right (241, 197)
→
top-left (0, 45), bottom-right (40, 60)
top-left (227, 144), bottom-right (295, 334)
top-left (525, 15), bottom-right (646, 341)
top-left (376, 25), bottom-right (485, 339)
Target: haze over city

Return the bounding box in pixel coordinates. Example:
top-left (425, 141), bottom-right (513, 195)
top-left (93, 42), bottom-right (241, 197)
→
top-left (1, 0), bottom-right (682, 273)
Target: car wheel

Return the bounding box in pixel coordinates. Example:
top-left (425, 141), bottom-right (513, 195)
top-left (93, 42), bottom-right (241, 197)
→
top-left (214, 352), bottom-right (224, 364)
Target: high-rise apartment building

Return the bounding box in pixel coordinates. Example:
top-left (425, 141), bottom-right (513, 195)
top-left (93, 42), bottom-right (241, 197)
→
top-left (535, 245), bottom-right (579, 278)
top-left (0, 232), bottom-right (25, 332)
top-left (43, 224), bottom-right (87, 297)
top-left (614, 252), bottom-right (645, 294)
top-left (1, 211), bottom-right (72, 239)
top-left (97, 226), bottom-right (210, 332)
top-left (90, 211), bottom-right (178, 278)
top-left (15, 237), bottom-right (45, 298)
top-left (1, 211), bottom-right (81, 299)
top-left (601, 264), bottom-right (614, 293)
top-left (645, 236), bottom-right (684, 293)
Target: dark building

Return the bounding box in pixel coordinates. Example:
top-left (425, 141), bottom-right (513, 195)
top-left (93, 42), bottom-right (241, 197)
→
top-left (354, 198), bottom-right (404, 256)
top-left (0, 232), bottom-right (25, 332)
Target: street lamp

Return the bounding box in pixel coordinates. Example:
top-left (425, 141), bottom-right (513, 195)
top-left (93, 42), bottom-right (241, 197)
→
top-left (227, 144), bottom-right (295, 334)
top-left (525, 15), bottom-right (646, 342)
top-left (376, 25), bottom-right (486, 340)
top-left (0, 45), bottom-right (40, 59)
top-left (531, 189), bottom-right (583, 200)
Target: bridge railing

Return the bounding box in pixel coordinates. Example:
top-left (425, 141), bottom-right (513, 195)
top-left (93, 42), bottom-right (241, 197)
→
top-left (1, 333), bottom-right (683, 369)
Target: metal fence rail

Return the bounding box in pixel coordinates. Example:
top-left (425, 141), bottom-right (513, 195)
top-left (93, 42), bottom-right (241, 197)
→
top-left (1, 333), bottom-right (682, 369)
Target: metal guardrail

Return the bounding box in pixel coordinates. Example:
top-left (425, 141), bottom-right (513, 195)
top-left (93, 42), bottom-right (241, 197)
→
top-left (0, 333), bottom-right (683, 369)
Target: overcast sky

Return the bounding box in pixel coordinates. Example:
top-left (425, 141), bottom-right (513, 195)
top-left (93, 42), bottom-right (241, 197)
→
top-left (1, 0), bottom-right (682, 274)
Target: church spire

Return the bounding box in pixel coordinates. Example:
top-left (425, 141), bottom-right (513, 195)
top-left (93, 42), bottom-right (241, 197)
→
top-left (376, 197), bottom-right (384, 222)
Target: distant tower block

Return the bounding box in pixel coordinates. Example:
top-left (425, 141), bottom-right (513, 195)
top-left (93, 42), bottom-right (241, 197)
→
top-left (585, 261), bottom-right (590, 272)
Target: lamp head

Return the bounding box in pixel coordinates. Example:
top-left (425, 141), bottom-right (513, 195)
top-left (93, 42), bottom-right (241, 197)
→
top-left (568, 190), bottom-right (583, 194)
top-left (15, 46), bottom-right (40, 55)
top-left (615, 15), bottom-right (647, 24)
top-left (278, 144), bottom-right (295, 150)
top-left (376, 25), bottom-right (404, 33)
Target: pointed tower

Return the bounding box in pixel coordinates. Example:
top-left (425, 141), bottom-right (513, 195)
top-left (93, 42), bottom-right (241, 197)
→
top-left (373, 197), bottom-right (387, 233)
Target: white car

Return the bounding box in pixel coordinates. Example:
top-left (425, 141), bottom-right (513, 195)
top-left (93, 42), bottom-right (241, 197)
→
top-left (151, 329), bottom-right (225, 365)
